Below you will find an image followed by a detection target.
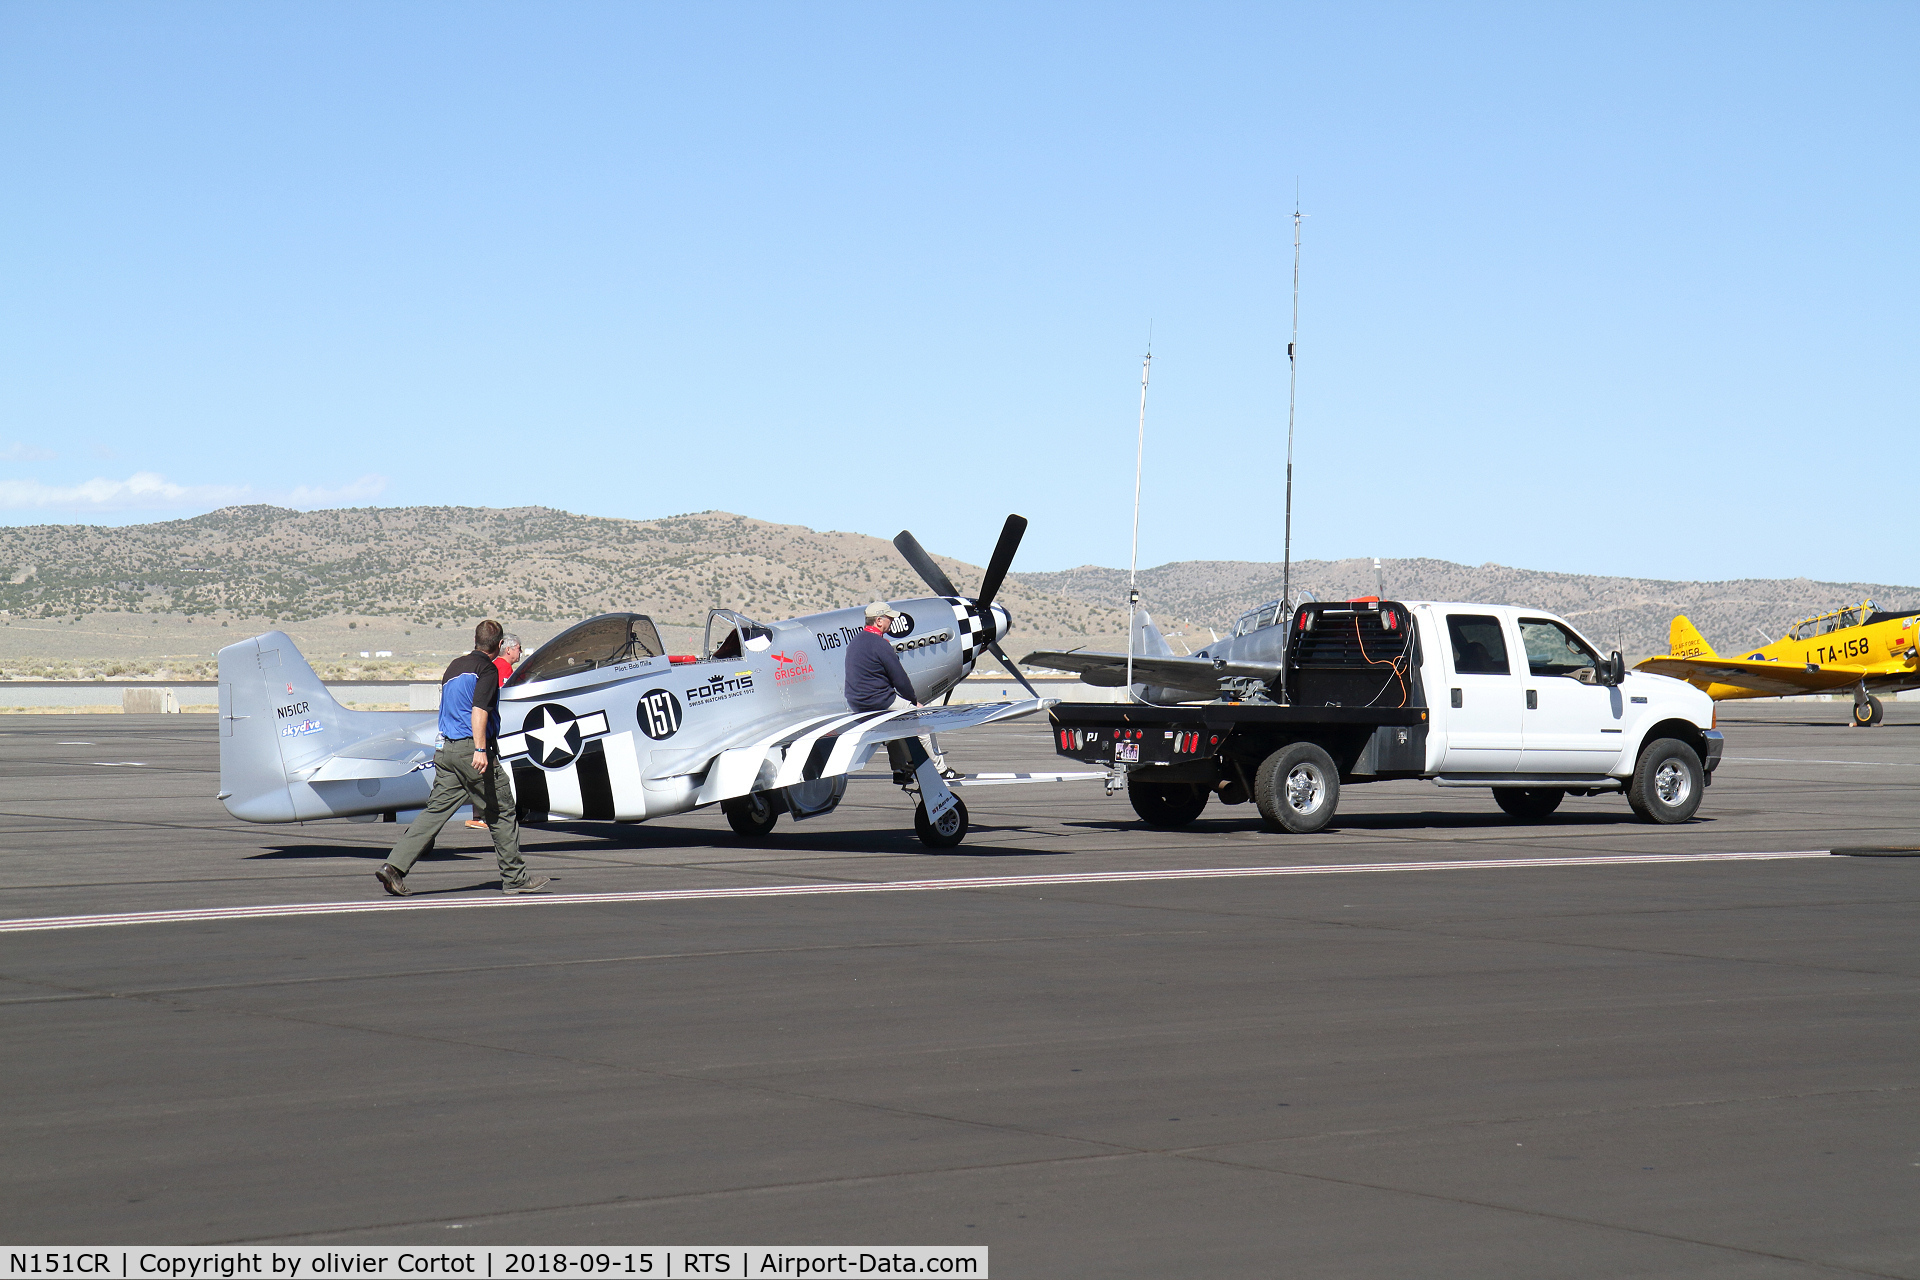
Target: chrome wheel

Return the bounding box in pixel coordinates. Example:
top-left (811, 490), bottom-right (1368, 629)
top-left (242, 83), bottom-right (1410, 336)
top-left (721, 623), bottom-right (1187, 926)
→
top-left (1285, 764), bottom-right (1326, 815)
top-left (1653, 759), bottom-right (1691, 806)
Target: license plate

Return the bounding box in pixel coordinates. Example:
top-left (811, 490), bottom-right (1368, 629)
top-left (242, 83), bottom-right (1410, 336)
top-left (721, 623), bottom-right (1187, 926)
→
top-left (1115, 742), bottom-right (1139, 762)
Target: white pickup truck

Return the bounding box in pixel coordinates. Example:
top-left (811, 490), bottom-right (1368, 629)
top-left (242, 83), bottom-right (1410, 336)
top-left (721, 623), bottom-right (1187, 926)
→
top-left (1047, 599), bottom-right (1723, 832)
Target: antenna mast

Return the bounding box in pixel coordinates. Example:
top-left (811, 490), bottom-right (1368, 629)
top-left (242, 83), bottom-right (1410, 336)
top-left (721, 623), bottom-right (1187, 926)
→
top-left (1283, 194), bottom-right (1301, 617)
top-left (1126, 335), bottom-right (1152, 698)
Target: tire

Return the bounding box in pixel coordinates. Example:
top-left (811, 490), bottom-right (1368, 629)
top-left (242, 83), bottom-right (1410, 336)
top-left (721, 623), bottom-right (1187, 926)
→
top-left (1128, 778), bottom-right (1210, 828)
top-left (1253, 742), bottom-right (1340, 834)
top-left (1493, 787), bottom-right (1564, 819)
top-left (723, 792), bottom-right (779, 838)
top-left (1868, 695), bottom-right (1885, 726)
top-left (914, 795), bottom-right (969, 849)
top-left (1852, 699), bottom-right (1875, 727)
top-left (1627, 738), bottom-right (1704, 824)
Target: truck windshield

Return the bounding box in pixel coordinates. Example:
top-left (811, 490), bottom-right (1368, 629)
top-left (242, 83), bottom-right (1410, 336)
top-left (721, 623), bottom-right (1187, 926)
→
top-left (1446, 615), bottom-right (1512, 676)
top-left (1518, 618), bottom-right (1601, 680)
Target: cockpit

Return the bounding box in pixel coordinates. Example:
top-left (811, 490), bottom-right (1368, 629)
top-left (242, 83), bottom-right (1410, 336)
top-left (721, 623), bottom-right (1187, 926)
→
top-left (506, 613), bottom-right (663, 687)
top-left (1230, 592), bottom-right (1314, 638)
top-left (1789, 602), bottom-right (1874, 641)
top-left (704, 608), bottom-right (772, 660)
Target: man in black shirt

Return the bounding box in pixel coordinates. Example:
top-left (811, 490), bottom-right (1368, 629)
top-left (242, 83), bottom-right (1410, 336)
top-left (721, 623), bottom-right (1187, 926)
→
top-left (376, 619), bottom-right (548, 897)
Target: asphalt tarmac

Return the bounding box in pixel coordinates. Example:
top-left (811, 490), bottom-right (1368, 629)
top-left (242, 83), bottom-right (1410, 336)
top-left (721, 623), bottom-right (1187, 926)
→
top-left (1, 704), bottom-right (1915, 1277)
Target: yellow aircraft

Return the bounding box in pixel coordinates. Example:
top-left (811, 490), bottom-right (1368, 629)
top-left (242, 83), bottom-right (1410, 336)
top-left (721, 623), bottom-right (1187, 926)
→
top-left (1636, 601), bottom-right (1920, 726)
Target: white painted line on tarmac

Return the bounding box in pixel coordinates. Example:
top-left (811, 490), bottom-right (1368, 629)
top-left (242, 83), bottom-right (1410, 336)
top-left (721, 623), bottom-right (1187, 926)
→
top-left (1724, 756), bottom-right (1920, 767)
top-left (0, 850), bottom-right (1838, 934)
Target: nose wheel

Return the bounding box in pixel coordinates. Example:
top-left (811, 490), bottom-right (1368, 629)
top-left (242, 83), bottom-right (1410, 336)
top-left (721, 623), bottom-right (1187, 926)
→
top-left (1851, 694), bottom-right (1884, 727)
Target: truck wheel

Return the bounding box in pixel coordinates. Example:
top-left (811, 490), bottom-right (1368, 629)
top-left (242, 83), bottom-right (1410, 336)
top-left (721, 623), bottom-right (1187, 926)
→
top-left (1254, 742), bottom-right (1340, 834)
top-left (723, 792), bottom-right (779, 838)
top-left (914, 795), bottom-right (969, 849)
top-left (1627, 739), bottom-right (1703, 824)
top-left (1128, 779), bottom-right (1210, 828)
top-left (1493, 787), bottom-right (1564, 819)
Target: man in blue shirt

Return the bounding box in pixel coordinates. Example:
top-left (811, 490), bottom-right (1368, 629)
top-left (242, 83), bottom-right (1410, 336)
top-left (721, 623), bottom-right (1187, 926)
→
top-left (376, 619), bottom-right (547, 897)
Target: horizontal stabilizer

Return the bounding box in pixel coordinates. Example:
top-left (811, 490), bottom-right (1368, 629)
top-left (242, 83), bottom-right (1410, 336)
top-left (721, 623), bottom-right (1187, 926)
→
top-left (1634, 655), bottom-right (1864, 696)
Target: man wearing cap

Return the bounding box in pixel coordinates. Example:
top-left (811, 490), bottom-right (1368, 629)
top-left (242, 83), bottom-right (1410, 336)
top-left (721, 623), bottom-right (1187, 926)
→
top-left (845, 602), bottom-right (950, 778)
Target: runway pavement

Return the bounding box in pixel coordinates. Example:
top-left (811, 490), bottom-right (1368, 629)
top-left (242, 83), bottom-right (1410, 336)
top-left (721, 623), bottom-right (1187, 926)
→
top-left (0, 703), bottom-right (1915, 1277)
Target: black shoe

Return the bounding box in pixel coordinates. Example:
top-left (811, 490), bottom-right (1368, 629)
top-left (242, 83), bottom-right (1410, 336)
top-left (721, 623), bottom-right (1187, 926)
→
top-left (376, 864), bottom-right (409, 897)
top-left (939, 767), bottom-right (963, 781)
top-left (891, 770), bottom-right (912, 786)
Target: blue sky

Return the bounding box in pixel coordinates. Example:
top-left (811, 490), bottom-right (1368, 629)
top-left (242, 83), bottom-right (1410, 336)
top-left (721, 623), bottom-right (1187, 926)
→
top-left (1, 3), bottom-right (1914, 586)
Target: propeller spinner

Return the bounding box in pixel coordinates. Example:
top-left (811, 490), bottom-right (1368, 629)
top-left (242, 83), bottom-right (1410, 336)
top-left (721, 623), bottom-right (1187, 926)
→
top-left (893, 515), bottom-right (1039, 699)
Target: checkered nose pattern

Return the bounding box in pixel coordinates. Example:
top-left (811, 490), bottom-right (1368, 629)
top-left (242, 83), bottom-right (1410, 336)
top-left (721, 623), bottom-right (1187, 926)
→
top-left (946, 597), bottom-right (1001, 675)
top-left (991, 603), bottom-right (1012, 643)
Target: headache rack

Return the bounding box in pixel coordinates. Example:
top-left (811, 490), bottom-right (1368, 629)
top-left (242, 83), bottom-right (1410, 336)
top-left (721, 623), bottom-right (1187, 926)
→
top-left (1286, 600), bottom-right (1424, 710)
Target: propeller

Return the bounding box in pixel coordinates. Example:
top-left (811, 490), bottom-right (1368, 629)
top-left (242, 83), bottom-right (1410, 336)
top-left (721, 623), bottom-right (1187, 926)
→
top-left (894, 514), bottom-right (1041, 700)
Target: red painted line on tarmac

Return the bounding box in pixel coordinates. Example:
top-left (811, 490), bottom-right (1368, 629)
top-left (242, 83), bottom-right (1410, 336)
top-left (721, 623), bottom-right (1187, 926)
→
top-left (0, 850), bottom-right (1838, 934)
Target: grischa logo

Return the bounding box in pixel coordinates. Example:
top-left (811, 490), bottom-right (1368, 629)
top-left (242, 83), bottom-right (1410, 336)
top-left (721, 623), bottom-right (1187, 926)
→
top-left (772, 650), bottom-right (816, 682)
top-left (637, 687), bottom-right (683, 740)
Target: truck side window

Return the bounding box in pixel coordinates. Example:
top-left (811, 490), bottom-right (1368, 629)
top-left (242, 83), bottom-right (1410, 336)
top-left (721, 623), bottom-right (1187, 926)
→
top-left (1447, 615), bottom-right (1511, 675)
top-left (1518, 618), bottom-right (1601, 681)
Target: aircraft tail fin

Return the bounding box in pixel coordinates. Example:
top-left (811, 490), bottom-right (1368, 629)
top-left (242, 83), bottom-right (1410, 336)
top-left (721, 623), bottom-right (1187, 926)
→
top-left (1668, 615), bottom-right (1716, 660)
top-left (217, 631), bottom-right (355, 821)
top-left (1131, 608), bottom-right (1175, 659)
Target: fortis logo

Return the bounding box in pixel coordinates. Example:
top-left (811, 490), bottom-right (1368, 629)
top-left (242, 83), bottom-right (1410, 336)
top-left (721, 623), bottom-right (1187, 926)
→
top-left (687, 671), bottom-right (754, 704)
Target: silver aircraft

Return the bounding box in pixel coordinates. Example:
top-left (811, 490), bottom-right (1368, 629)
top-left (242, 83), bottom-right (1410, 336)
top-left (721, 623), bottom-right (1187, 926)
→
top-left (218, 516), bottom-right (1058, 849)
top-left (1026, 595), bottom-right (1308, 703)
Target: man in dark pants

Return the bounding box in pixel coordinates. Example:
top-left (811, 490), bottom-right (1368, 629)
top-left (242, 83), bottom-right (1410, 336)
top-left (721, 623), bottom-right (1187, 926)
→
top-left (843, 601), bottom-right (949, 780)
top-left (376, 620), bottom-right (548, 897)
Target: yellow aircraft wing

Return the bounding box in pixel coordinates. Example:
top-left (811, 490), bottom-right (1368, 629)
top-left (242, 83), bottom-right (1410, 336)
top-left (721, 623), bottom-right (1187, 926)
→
top-left (1634, 656), bottom-right (1864, 696)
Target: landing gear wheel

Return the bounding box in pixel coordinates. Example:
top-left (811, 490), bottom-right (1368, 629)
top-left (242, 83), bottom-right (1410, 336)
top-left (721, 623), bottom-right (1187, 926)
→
top-left (1254, 742), bottom-right (1340, 834)
top-left (723, 792), bottom-right (779, 838)
top-left (1493, 787), bottom-right (1564, 819)
top-left (1627, 738), bottom-right (1703, 824)
top-left (914, 795), bottom-right (969, 849)
top-left (1858, 695), bottom-right (1886, 726)
top-left (1128, 779), bottom-right (1210, 829)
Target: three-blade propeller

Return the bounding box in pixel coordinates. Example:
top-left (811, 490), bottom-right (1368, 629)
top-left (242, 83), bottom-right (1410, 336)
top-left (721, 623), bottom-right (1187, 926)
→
top-left (893, 515), bottom-right (1040, 699)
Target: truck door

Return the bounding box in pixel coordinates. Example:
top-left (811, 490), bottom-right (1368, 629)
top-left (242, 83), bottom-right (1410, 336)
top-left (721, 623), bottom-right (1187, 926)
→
top-left (1438, 612), bottom-right (1524, 771)
top-left (1516, 617), bottom-right (1626, 773)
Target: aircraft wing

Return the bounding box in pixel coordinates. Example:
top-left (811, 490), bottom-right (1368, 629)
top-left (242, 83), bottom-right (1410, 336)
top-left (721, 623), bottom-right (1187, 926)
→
top-left (1022, 648), bottom-right (1280, 690)
top-left (1634, 656), bottom-right (1866, 696)
top-left (688, 700), bottom-right (1056, 804)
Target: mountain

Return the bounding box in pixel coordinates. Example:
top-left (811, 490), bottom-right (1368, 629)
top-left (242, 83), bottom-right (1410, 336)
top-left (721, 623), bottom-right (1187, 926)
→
top-left (1012, 558), bottom-right (1920, 659)
top-left (0, 506), bottom-right (1908, 663)
top-left (0, 505), bottom-right (1106, 636)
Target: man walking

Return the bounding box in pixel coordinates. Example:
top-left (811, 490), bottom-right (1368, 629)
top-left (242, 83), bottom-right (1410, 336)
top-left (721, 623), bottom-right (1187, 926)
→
top-left (466, 631), bottom-right (523, 830)
top-left (377, 620), bottom-right (547, 897)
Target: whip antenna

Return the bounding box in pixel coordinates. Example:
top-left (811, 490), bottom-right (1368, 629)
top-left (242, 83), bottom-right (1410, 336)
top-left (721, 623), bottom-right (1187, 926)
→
top-left (1283, 192), bottom-right (1302, 620)
top-left (1127, 330), bottom-right (1152, 699)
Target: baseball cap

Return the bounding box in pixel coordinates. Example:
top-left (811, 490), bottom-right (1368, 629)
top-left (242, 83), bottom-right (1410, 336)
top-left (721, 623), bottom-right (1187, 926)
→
top-left (864, 601), bottom-right (898, 621)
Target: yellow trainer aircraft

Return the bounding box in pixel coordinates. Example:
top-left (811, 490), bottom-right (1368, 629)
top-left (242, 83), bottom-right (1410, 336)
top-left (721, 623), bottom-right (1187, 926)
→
top-left (1636, 601), bottom-right (1920, 726)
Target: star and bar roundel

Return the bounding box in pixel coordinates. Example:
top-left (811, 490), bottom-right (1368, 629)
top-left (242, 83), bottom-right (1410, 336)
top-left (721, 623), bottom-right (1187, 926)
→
top-left (499, 703), bottom-right (612, 771)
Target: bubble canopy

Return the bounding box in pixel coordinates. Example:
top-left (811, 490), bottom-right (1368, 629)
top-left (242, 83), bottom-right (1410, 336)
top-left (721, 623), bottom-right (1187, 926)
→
top-left (506, 613), bottom-right (663, 687)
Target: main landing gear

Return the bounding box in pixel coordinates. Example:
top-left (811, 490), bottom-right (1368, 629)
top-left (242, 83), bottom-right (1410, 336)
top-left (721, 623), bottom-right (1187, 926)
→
top-left (1851, 687), bottom-right (1885, 727)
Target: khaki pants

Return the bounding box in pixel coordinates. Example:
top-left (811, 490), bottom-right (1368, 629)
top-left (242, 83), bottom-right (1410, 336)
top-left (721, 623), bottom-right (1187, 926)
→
top-left (879, 695), bottom-right (945, 775)
top-left (386, 737), bottom-right (529, 886)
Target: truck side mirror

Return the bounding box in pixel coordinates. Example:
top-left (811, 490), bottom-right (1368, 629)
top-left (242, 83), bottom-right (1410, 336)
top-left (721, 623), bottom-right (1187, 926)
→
top-left (1604, 652), bottom-right (1626, 686)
